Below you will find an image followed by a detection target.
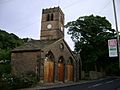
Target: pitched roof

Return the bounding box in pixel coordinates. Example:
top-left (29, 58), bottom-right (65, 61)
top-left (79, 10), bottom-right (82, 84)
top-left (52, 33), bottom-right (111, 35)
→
top-left (12, 39), bottom-right (59, 52)
top-left (62, 39), bottom-right (78, 61)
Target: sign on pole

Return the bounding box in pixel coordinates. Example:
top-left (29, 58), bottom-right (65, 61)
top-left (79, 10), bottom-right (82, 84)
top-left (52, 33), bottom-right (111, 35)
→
top-left (108, 39), bottom-right (118, 57)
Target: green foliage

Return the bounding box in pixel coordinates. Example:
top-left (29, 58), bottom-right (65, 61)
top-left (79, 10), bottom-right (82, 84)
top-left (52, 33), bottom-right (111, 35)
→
top-left (0, 64), bottom-right (11, 75)
top-left (0, 29), bottom-right (24, 61)
top-left (65, 15), bottom-right (117, 73)
top-left (0, 30), bottom-right (23, 50)
top-left (0, 49), bottom-right (11, 60)
top-left (0, 29), bottom-right (37, 89)
top-left (65, 15), bottom-right (115, 43)
top-left (0, 74), bottom-right (37, 90)
top-left (0, 29), bottom-right (25, 76)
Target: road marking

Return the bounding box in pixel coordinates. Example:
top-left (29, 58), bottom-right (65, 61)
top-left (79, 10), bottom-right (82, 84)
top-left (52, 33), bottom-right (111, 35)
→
top-left (88, 78), bottom-right (120, 89)
top-left (105, 80), bottom-right (114, 84)
top-left (93, 83), bottom-right (103, 87)
top-left (88, 83), bottom-right (103, 88)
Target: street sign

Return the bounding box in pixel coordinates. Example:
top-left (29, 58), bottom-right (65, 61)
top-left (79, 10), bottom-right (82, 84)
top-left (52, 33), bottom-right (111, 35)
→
top-left (108, 39), bottom-right (118, 57)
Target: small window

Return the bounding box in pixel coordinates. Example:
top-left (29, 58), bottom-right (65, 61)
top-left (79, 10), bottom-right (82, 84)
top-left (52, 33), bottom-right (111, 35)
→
top-left (47, 14), bottom-right (50, 21)
top-left (51, 14), bottom-right (54, 21)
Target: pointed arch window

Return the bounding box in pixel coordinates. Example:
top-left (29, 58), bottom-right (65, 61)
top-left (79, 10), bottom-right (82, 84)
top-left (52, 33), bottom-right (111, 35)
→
top-left (58, 56), bottom-right (64, 63)
top-left (45, 51), bottom-right (55, 61)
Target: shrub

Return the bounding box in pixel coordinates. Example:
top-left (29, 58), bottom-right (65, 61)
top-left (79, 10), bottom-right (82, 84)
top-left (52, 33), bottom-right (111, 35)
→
top-left (0, 74), bottom-right (38, 90)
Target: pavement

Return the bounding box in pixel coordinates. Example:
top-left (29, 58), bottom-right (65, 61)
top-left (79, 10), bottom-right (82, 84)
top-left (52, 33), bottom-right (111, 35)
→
top-left (19, 80), bottom-right (90, 90)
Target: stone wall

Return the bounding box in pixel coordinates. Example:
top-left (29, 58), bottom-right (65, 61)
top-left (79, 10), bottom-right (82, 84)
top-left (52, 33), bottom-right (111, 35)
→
top-left (41, 39), bottom-right (79, 82)
top-left (11, 51), bottom-right (40, 76)
top-left (11, 39), bottom-right (80, 83)
top-left (81, 71), bottom-right (106, 80)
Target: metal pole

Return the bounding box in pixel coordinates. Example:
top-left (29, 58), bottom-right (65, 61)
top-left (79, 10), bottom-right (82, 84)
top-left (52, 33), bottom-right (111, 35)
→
top-left (112, 0), bottom-right (120, 69)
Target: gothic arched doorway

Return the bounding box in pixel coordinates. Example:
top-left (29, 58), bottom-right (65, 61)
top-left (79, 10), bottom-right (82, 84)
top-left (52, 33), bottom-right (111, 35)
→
top-left (44, 51), bottom-right (55, 82)
top-left (66, 57), bottom-right (74, 81)
top-left (58, 56), bottom-right (65, 82)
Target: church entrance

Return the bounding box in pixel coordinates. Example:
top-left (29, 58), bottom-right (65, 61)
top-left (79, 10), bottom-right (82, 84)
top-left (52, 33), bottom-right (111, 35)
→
top-left (66, 57), bottom-right (74, 81)
top-left (44, 51), bottom-right (55, 82)
top-left (66, 64), bottom-right (73, 81)
top-left (44, 60), bottom-right (54, 82)
top-left (58, 56), bottom-right (64, 82)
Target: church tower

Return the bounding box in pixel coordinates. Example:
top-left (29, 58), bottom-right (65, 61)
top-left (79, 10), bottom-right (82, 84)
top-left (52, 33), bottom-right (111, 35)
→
top-left (40, 7), bottom-right (64, 40)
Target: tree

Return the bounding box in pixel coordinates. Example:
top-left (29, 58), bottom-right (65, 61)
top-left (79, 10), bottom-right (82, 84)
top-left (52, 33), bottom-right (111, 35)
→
top-left (0, 29), bottom-right (27, 76)
top-left (65, 15), bottom-right (117, 72)
top-left (0, 30), bottom-right (24, 50)
top-left (0, 29), bottom-right (37, 89)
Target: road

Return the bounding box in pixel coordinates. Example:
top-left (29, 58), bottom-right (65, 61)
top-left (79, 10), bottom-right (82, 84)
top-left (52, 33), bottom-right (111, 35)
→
top-left (43, 77), bottom-right (120, 90)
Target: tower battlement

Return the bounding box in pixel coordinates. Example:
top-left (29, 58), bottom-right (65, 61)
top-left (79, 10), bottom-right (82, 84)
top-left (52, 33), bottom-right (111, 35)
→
top-left (40, 7), bottom-right (64, 40)
top-left (42, 7), bottom-right (64, 15)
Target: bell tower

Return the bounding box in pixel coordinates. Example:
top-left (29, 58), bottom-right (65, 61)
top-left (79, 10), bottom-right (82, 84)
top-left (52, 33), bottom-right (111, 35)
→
top-left (40, 7), bottom-right (64, 40)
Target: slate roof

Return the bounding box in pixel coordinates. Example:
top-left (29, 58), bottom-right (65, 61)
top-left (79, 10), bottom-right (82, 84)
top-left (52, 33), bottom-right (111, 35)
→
top-left (12, 39), bottom-right (59, 52)
top-left (12, 38), bottom-right (79, 61)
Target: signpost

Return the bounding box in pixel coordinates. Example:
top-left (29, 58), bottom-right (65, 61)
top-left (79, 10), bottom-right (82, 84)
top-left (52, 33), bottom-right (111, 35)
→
top-left (108, 39), bottom-right (118, 57)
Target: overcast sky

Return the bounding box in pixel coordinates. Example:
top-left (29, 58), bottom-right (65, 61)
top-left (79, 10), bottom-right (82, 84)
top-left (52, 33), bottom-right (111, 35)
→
top-left (0, 0), bottom-right (120, 50)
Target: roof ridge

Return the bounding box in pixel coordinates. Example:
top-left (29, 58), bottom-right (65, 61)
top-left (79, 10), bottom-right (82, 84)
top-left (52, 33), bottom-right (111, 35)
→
top-left (12, 39), bottom-right (62, 52)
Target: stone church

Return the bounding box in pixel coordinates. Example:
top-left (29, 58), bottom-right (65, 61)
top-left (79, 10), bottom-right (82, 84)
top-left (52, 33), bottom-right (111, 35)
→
top-left (11, 7), bottom-right (80, 83)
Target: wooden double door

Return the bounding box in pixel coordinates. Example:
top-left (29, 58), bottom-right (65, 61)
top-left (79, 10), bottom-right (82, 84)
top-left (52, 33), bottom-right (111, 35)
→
top-left (58, 63), bottom-right (74, 82)
top-left (44, 61), bottom-right (74, 82)
top-left (66, 64), bottom-right (74, 81)
top-left (58, 63), bottom-right (64, 81)
top-left (44, 61), bottom-right (54, 82)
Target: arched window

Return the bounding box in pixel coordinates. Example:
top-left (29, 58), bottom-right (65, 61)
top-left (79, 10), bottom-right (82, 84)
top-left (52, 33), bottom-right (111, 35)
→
top-left (45, 51), bottom-right (55, 61)
top-left (58, 56), bottom-right (64, 63)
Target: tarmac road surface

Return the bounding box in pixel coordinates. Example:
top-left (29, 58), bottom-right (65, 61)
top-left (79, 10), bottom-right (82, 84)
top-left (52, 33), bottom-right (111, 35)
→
top-left (42, 77), bottom-right (120, 90)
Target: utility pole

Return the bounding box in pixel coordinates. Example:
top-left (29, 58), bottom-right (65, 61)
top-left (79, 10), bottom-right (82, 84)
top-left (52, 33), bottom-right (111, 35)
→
top-left (112, 0), bottom-right (120, 69)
